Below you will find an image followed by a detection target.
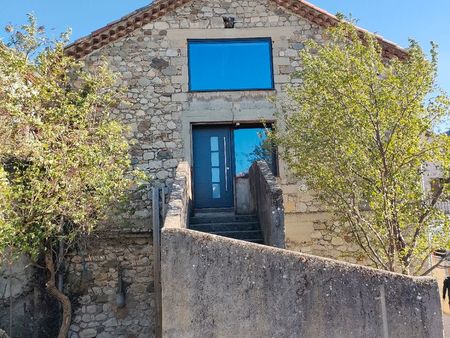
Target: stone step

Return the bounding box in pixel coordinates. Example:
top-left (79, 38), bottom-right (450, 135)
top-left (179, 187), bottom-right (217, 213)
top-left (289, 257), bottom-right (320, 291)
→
top-left (190, 221), bottom-right (260, 232)
top-left (189, 215), bottom-right (258, 224)
top-left (209, 230), bottom-right (263, 241)
top-left (189, 212), bottom-right (263, 244)
top-left (193, 208), bottom-right (235, 214)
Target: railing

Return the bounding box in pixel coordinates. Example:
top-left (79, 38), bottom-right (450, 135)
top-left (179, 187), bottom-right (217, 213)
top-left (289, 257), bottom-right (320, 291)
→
top-left (249, 161), bottom-right (285, 248)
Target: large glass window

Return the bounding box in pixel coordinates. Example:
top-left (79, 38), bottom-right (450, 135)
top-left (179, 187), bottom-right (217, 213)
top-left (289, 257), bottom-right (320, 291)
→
top-left (233, 127), bottom-right (276, 177)
top-left (188, 38), bottom-right (274, 92)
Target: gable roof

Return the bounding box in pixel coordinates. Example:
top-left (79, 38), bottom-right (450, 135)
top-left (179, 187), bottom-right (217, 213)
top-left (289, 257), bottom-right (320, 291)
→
top-left (65, 0), bottom-right (408, 60)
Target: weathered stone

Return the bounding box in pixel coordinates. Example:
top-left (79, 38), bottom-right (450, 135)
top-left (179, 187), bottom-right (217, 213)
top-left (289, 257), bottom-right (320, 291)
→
top-left (279, 65), bottom-right (295, 74)
top-left (291, 42), bottom-right (304, 50)
top-left (154, 21), bottom-right (169, 30)
top-left (137, 121), bottom-right (151, 132)
top-left (79, 328), bottom-right (97, 338)
top-left (157, 150), bottom-right (172, 160)
top-left (68, 236), bottom-right (153, 336)
top-left (162, 66), bottom-right (178, 76)
top-left (150, 58), bottom-right (169, 70)
top-left (331, 237), bottom-right (345, 246)
top-left (166, 121), bottom-right (177, 130)
top-left (86, 304), bottom-right (97, 314)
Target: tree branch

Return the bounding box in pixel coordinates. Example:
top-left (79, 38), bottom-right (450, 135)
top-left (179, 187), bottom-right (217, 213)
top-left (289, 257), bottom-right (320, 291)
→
top-left (421, 252), bottom-right (450, 276)
top-left (45, 250), bottom-right (72, 338)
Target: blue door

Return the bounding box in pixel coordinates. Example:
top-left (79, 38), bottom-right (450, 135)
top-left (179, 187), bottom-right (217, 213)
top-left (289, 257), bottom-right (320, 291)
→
top-left (193, 126), bottom-right (233, 209)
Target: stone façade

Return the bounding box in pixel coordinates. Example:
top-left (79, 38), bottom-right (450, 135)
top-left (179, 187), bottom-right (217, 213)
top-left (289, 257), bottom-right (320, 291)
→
top-left (0, 0), bottom-right (409, 337)
top-left (80, 0), bottom-right (336, 256)
top-left (64, 1), bottom-right (340, 336)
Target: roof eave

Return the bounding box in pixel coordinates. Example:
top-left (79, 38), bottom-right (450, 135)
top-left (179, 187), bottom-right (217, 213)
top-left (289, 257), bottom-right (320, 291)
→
top-left (65, 0), bottom-right (408, 60)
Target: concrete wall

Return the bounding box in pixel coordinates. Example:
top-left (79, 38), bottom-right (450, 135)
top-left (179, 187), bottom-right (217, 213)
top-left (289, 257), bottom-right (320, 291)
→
top-left (249, 161), bottom-right (285, 248)
top-left (235, 177), bottom-right (255, 215)
top-left (163, 161), bottom-right (191, 229)
top-left (162, 228), bottom-right (443, 338)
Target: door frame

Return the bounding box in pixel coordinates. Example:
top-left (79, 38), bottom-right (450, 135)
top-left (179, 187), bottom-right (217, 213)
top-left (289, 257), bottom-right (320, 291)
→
top-left (190, 121), bottom-right (277, 212)
top-left (192, 124), bottom-right (235, 210)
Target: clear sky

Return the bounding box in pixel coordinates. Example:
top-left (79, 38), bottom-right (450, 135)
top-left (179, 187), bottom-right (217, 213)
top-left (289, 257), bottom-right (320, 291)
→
top-left (0, 0), bottom-right (449, 129)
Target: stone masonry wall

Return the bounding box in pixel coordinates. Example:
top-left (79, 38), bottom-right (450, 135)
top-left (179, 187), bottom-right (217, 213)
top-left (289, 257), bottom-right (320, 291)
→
top-left (71, 1), bottom-right (354, 337)
top-left (0, 256), bottom-right (59, 337)
top-left (67, 234), bottom-right (154, 338)
top-left (81, 0), bottom-right (356, 262)
top-left (283, 185), bottom-right (366, 265)
top-left (82, 0), bottom-right (323, 227)
top-left (80, 0), bottom-right (360, 275)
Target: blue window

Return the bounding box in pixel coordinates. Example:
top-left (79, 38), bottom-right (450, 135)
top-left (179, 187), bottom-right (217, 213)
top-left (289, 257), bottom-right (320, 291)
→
top-left (188, 38), bottom-right (274, 92)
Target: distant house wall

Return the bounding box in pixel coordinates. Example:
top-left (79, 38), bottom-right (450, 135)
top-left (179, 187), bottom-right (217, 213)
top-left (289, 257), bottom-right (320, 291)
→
top-left (162, 228), bottom-right (443, 338)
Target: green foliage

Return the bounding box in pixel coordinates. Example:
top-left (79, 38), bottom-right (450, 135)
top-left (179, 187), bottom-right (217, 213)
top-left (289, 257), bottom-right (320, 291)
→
top-left (249, 133), bottom-right (275, 173)
top-left (275, 21), bottom-right (450, 274)
top-left (0, 16), bottom-right (144, 261)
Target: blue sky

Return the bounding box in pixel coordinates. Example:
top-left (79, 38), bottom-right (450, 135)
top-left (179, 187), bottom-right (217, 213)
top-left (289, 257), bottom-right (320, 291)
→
top-left (313, 0), bottom-right (450, 93)
top-left (0, 0), bottom-right (449, 129)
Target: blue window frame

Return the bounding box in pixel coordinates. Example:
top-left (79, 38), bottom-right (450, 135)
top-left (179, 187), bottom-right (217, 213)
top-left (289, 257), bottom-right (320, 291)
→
top-left (188, 38), bottom-right (274, 92)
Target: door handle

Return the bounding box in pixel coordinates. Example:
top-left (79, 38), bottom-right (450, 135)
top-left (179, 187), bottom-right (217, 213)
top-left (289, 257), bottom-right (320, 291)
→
top-left (223, 137), bottom-right (228, 192)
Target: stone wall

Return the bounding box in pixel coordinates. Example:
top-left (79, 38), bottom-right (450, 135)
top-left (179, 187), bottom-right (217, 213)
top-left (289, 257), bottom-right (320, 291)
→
top-left (79, 0), bottom-right (354, 262)
top-left (282, 185), bottom-right (367, 264)
top-left (162, 228), bottom-right (444, 338)
top-left (82, 0), bottom-right (324, 230)
top-left (76, 5), bottom-right (417, 334)
top-left (67, 233), bottom-right (154, 338)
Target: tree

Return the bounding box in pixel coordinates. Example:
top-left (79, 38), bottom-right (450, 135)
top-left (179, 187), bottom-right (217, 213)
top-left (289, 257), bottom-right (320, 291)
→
top-left (274, 20), bottom-right (450, 275)
top-left (0, 16), bottom-right (144, 337)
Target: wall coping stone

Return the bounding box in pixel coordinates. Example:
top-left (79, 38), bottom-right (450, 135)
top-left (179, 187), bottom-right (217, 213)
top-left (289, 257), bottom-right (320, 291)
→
top-left (163, 161), bottom-right (191, 229)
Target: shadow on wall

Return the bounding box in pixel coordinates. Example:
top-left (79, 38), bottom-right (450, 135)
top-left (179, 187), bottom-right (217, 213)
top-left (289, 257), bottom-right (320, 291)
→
top-left (0, 256), bottom-right (60, 337)
top-left (161, 228), bottom-right (443, 338)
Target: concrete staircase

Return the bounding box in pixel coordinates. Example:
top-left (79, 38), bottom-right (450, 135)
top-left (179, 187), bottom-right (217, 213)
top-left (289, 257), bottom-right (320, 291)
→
top-left (189, 211), bottom-right (264, 244)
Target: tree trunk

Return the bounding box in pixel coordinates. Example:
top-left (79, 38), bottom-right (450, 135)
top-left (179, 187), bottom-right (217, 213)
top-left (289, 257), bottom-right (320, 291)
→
top-left (45, 252), bottom-right (72, 338)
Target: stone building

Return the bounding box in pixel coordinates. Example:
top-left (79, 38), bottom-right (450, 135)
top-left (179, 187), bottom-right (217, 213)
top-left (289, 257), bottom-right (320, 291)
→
top-left (63, 1), bottom-right (408, 336)
top-left (3, 0), bottom-right (435, 337)
top-left (65, 0), bottom-right (406, 258)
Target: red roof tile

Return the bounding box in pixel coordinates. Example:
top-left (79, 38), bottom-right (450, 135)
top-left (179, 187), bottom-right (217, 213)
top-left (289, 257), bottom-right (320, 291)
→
top-left (65, 0), bottom-right (408, 60)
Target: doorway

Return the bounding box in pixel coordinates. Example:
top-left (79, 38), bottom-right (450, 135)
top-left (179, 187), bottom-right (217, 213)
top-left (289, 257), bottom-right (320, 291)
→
top-left (192, 126), bottom-right (234, 209)
top-left (192, 124), bottom-right (276, 210)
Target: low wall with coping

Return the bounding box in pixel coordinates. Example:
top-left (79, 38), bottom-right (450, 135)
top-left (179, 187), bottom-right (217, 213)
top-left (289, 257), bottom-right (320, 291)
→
top-left (161, 228), bottom-right (443, 338)
top-left (249, 161), bottom-right (285, 248)
top-left (163, 161), bottom-right (191, 229)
